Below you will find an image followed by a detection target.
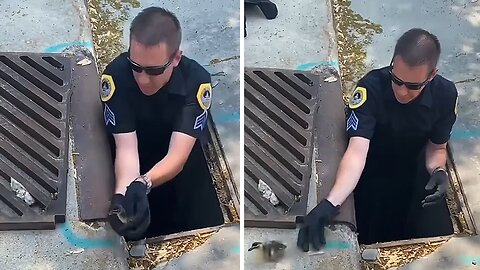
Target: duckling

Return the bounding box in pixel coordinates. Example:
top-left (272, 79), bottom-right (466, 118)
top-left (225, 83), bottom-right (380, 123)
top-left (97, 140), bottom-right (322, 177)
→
top-left (248, 241), bottom-right (287, 262)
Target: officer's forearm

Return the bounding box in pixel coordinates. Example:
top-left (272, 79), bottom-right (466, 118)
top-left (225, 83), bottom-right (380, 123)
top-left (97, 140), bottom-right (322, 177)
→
top-left (146, 154), bottom-right (184, 187)
top-left (326, 137), bottom-right (369, 206)
top-left (114, 147), bottom-right (140, 195)
top-left (426, 141), bottom-right (447, 174)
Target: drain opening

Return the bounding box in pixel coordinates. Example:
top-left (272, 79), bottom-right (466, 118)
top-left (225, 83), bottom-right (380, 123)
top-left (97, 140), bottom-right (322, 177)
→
top-left (128, 116), bottom-right (239, 269)
top-left (359, 148), bottom-right (476, 269)
top-left (355, 149), bottom-right (471, 245)
top-left (143, 142), bottom-right (225, 238)
top-left (125, 116), bottom-right (237, 240)
top-left (107, 136), bottom-right (225, 240)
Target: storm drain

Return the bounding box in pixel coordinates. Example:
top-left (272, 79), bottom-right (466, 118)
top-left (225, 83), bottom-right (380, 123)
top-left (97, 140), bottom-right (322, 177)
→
top-left (244, 68), bottom-right (319, 228)
top-left (0, 53), bottom-right (72, 230)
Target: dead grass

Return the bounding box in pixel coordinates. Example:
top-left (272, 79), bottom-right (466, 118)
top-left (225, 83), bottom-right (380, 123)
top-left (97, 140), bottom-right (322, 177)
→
top-left (361, 241), bottom-right (447, 270)
top-left (128, 231), bottom-right (216, 270)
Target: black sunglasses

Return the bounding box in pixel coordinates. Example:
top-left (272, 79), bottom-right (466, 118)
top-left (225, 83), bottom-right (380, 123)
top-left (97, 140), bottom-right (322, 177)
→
top-left (389, 65), bottom-right (434, 90)
top-left (127, 51), bottom-right (177, 76)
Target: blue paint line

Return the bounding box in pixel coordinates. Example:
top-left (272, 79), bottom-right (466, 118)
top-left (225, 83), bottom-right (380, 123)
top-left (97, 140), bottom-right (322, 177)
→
top-left (324, 241), bottom-right (351, 250)
top-left (451, 129), bottom-right (480, 140)
top-left (44, 40), bottom-right (94, 53)
top-left (296, 61), bottom-right (340, 72)
top-left (213, 111), bottom-right (240, 123)
top-left (60, 222), bottom-right (114, 249)
top-left (459, 256), bottom-right (480, 265)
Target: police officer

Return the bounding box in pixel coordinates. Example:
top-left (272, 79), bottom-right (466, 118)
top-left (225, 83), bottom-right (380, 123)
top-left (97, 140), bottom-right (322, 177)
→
top-left (101, 7), bottom-right (224, 240)
top-left (298, 28), bottom-right (459, 251)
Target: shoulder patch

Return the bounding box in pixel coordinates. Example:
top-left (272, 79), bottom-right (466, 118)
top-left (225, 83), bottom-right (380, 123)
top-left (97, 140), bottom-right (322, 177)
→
top-left (100, 74), bottom-right (116, 102)
top-left (196, 83), bottom-right (212, 110)
top-left (349, 86), bottom-right (367, 109)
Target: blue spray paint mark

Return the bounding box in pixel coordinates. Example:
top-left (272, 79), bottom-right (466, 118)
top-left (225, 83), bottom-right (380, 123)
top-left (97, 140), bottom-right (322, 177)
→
top-left (60, 222), bottom-right (114, 249)
top-left (231, 245), bottom-right (240, 254)
top-left (460, 256), bottom-right (480, 265)
top-left (44, 40), bottom-right (94, 53)
top-left (324, 241), bottom-right (351, 250)
top-left (296, 61), bottom-right (340, 72)
top-left (213, 111), bottom-right (240, 123)
top-left (451, 129), bottom-right (480, 140)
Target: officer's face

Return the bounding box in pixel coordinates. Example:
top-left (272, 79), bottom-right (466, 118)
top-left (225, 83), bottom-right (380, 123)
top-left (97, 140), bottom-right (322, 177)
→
top-left (129, 39), bottom-right (182, 95)
top-left (391, 56), bottom-right (438, 104)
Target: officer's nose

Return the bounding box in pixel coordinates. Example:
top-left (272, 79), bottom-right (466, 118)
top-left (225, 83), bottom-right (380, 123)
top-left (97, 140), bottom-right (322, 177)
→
top-left (396, 85), bottom-right (409, 96)
top-left (135, 72), bottom-right (150, 86)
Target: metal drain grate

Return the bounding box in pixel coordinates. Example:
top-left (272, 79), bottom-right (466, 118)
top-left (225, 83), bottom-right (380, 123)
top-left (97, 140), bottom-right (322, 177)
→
top-left (0, 53), bottom-right (72, 230)
top-left (244, 68), bottom-right (319, 228)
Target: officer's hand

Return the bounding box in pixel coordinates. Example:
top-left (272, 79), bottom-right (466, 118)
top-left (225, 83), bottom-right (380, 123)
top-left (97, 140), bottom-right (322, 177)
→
top-left (297, 199), bottom-right (339, 252)
top-left (122, 181), bottom-right (151, 240)
top-left (422, 169), bottom-right (448, 208)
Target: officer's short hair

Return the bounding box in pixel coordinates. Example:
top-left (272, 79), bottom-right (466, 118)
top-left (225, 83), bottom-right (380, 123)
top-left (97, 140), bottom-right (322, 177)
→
top-left (130, 7), bottom-right (182, 53)
top-left (393, 28), bottom-right (441, 69)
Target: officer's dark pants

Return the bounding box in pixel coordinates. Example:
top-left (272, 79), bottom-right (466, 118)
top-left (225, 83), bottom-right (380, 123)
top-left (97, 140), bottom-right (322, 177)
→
top-left (354, 149), bottom-right (453, 244)
top-left (141, 142), bottom-right (224, 238)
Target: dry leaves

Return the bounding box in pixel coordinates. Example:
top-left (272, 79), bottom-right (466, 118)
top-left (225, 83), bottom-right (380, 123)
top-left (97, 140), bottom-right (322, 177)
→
top-left (127, 231), bottom-right (216, 270)
top-left (361, 241), bottom-right (446, 270)
top-left (331, 0), bottom-right (383, 102)
top-left (87, 0), bottom-right (140, 73)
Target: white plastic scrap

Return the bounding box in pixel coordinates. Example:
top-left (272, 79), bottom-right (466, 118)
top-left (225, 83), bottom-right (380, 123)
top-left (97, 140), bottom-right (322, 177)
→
top-left (10, 177), bottom-right (35, 206)
top-left (65, 248), bottom-right (85, 256)
top-left (324, 75), bottom-right (338, 83)
top-left (76, 58), bottom-right (92, 66)
top-left (258, 179), bottom-right (279, 206)
top-left (308, 250), bottom-right (326, 256)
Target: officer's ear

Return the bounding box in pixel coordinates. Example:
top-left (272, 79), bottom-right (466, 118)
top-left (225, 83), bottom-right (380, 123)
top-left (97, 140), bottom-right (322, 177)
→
top-left (172, 50), bottom-right (183, 67)
top-left (429, 68), bottom-right (439, 81)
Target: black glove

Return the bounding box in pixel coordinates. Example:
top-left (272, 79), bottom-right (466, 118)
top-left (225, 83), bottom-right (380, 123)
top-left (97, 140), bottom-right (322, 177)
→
top-left (297, 199), bottom-right (339, 252)
top-left (108, 194), bottom-right (132, 236)
top-left (422, 169), bottom-right (448, 208)
top-left (108, 181), bottom-right (150, 240)
top-left (123, 181), bottom-right (150, 240)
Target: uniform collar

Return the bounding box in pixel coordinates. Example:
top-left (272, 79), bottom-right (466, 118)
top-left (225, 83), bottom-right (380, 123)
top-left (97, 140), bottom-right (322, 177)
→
top-left (122, 53), bottom-right (188, 97)
top-left (418, 84), bottom-right (433, 108)
top-left (165, 59), bottom-right (187, 96)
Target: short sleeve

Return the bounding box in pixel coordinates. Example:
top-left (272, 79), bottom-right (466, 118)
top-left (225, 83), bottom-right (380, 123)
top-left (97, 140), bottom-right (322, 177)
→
top-left (346, 82), bottom-right (377, 140)
top-left (173, 73), bottom-right (212, 139)
top-left (429, 87), bottom-right (458, 144)
top-left (100, 71), bottom-right (135, 134)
